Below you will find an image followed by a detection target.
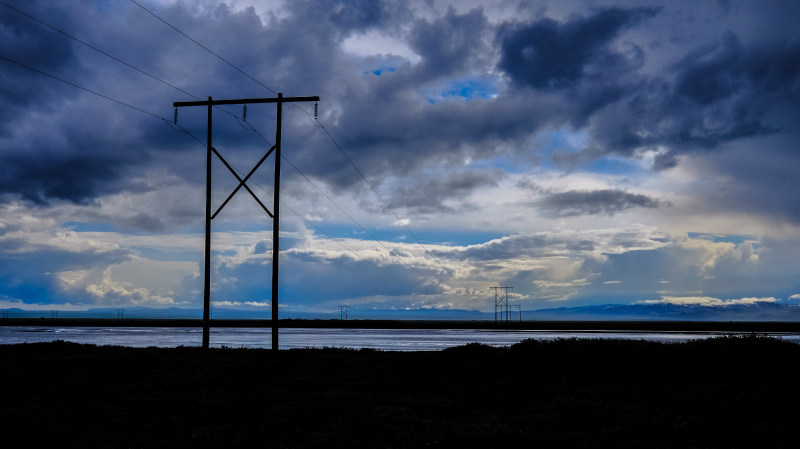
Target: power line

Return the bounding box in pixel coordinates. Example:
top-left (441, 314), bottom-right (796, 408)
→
top-left (232, 109), bottom-right (436, 284)
top-left (0, 0), bottom-right (255, 128)
top-left (279, 200), bottom-right (417, 290)
top-left (1, 50), bottom-right (413, 293)
top-left (281, 155), bottom-right (433, 282)
top-left (0, 54), bottom-right (165, 122)
top-left (0, 0), bottom-right (197, 101)
top-left (128, 0), bottom-right (279, 96)
top-left (314, 120), bottom-right (466, 288)
top-left (209, 159), bottom-right (418, 291)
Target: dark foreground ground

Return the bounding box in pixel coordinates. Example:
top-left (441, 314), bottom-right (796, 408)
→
top-left (1, 336), bottom-right (798, 448)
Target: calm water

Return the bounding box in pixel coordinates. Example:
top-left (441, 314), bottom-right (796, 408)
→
top-left (2, 326), bottom-right (799, 350)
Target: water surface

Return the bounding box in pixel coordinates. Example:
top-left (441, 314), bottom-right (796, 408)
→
top-left (3, 326), bottom-right (799, 350)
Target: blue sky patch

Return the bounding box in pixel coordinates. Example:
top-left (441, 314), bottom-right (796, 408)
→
top-left (314, 223), bottom-right (503, 247)
top-left (687, 233), bottom-right (759, 247)
top-left (366, 67), bottom-right (396, 76)
top-left (425, 77), bottom-right (499, 103)
top-left (586, 156), bottom-right (642, 175)
top-left (62, 221), bottom-right (117, 232)
top-left (442, 78), bottom-right (497, 101)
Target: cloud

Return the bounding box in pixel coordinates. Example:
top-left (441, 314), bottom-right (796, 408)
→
top-left (408, 6), bottom-right (490, 81)
top-left (446, 225), bottom-right (668, 261)
top-left (82, 268), bottom-right (175, 306)
top-left (639, 296), bottom-right (778, 306)
top-left (497, 7), bottom-right (658, 90)
top-left (0, 1), bottom-right (78, 135)
top-left (532, 279), bottom-right (589, 289)
top-left (0, 228), bottom-right (135, 305)
top-left (211, 300), bottom-right (269, 307)
top-left (586, 31), bottom-right (800, 166)
top-left (537, 189), bottom-right (662, 217)
top-left (387, 170), bottom-right (497, 213)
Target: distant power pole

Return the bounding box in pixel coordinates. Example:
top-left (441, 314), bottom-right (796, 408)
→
top-left (490, 286), bottom-right (513, 323)
top-left (174, 94), bottom-right (319, 350)
top-left (339, 305), bottom-right (350, 320)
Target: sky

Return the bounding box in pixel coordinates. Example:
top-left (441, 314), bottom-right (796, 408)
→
top-left (1, 0), bottom-right (799, 315)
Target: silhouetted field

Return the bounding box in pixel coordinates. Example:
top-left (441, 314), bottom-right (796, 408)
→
top-left (1, 336), bottom-right (798, 448)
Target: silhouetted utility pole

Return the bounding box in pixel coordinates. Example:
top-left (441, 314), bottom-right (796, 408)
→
top-left (339, 305), bottom-right (350, 320)
top-left (174, 94), bottom-right (319, 350)
top-left (490, 286), bottom-right (513, 323)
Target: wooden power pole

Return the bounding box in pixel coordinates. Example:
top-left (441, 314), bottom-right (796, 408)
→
top-left (174, 93), bottom-right (319, 350)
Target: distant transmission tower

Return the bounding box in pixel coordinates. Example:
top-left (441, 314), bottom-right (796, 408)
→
top-left (339, 305), bottom-right (350, 320)
top-left (490, 286), bottom-right (513, 323)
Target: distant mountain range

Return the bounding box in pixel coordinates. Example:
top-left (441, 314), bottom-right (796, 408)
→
top-left (526, 302), bottom-right (800, 322)
top-left (2, 302), bottom-right (800, 321)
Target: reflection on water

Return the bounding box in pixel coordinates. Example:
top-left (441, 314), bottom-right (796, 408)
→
top-left (1, 326), bottom-right (799, 350)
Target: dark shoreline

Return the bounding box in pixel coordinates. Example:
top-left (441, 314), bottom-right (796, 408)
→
top-left (2, 336), bottom-right (799, 448)
top-left (3, 317), bottom-right (800, 332)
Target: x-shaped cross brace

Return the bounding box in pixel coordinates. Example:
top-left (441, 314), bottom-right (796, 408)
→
top-left (210, 145), bottom-right (276, 220)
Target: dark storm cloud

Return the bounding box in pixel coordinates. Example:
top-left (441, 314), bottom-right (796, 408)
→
top-left (408, 6), bottom-right (490, 81)
top-left (497, 7), bottom-right (658, 90)
top-left (2, 0), bottom-right (799, 224)
top-left (585, 31), bottom-right (800, 165)
top-left (538, 189), bottom-right (663, 217)
top-left (495, 5), bottom-right (799, 175)
top-left (678, 135), bottom-right (800, 224)
top-left (286, 6), bottom-right (512, 194)
top-left (0, 0), bottom-right (186, 203)
top-left (0, 0), bottom-right (419, 207)
top-left (325, 0), bottom-right (408, 32)
top-left (387, 170), bottom-right (497, 213)
top-left (0, 2), bottom-right (78, 136)
top-left (0, 142), bottom-right (141, 205)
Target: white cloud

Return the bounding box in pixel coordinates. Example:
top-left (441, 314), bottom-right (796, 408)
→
top-left (639, 296), bottom-right (778, 306)
top-left (342, 30), bottom-right (421, 63)
top-left (73, 268), bottom-right (175, 306)
top-left (533, 279), bottom-right (589, 289)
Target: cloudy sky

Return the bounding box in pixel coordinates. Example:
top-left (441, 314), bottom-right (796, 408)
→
top-left (1, 0), bottom-right (799, 315)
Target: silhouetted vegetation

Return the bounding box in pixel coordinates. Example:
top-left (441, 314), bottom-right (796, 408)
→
top-left (1, 335), bottom-right (797, 448)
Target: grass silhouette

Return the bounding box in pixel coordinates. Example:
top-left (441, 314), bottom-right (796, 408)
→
top-left (0, 335), bottom-right (797, 448)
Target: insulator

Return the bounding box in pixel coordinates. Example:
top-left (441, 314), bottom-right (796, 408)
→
top-left (314, 102), bottom-right (318, 119)
top-left (243, 104), bottom-right (247, 121)
top-left (174, 107), bottom-right (178, 124)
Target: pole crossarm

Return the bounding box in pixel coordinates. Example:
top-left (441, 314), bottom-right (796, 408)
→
top-left (210, 145), bottom-right (276, 220)
top-left (174, 96), bottom-right (320, 107)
